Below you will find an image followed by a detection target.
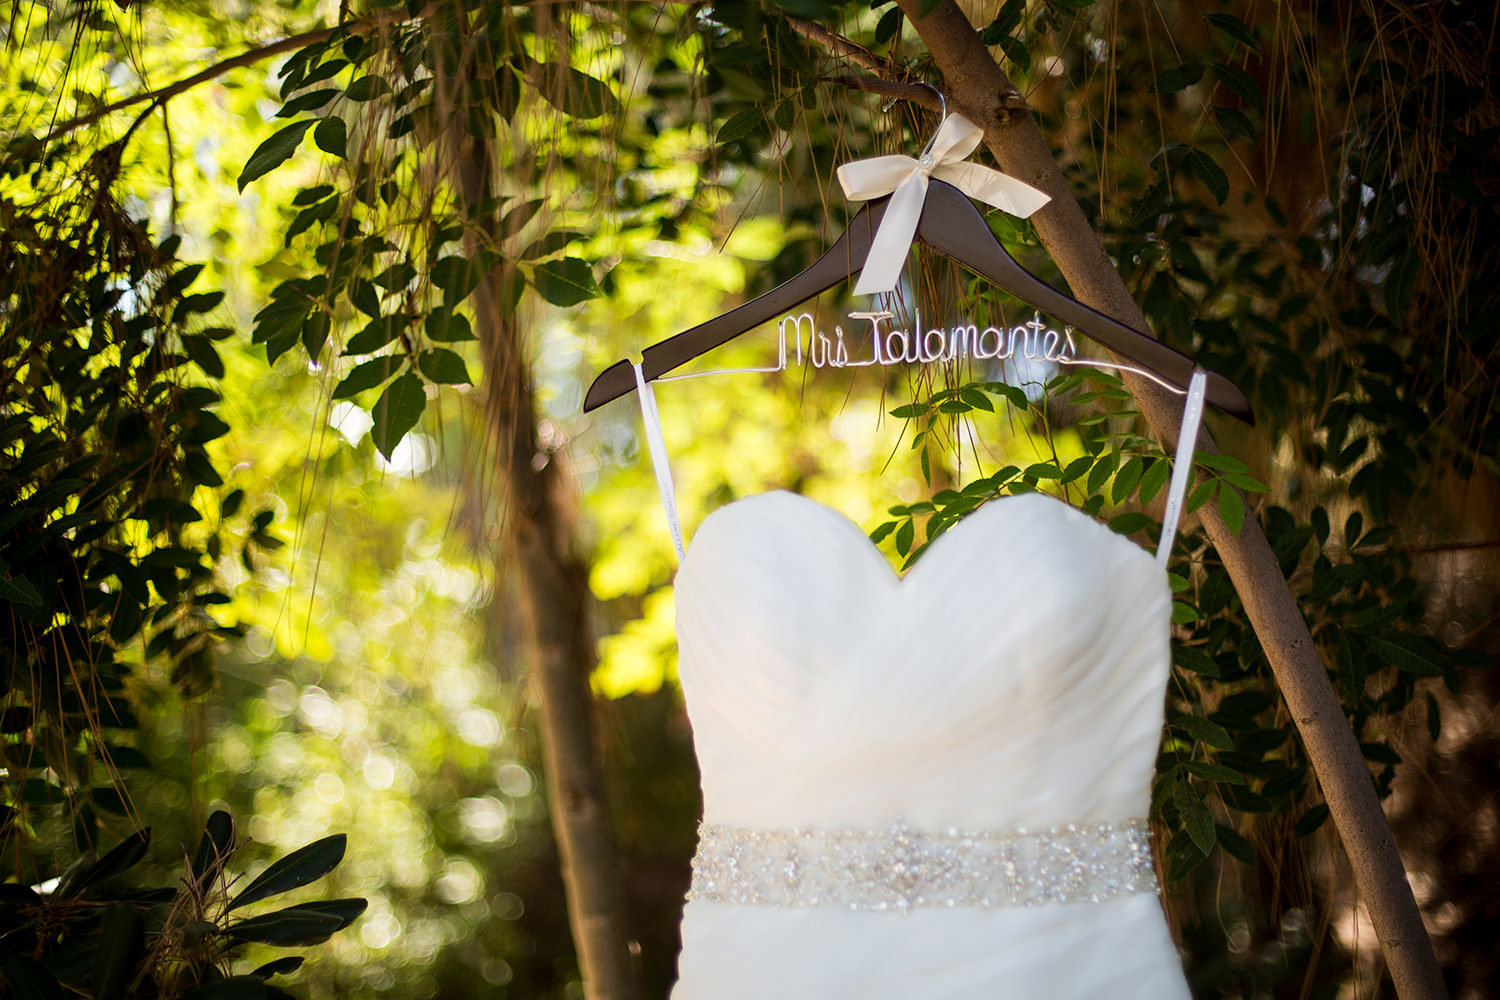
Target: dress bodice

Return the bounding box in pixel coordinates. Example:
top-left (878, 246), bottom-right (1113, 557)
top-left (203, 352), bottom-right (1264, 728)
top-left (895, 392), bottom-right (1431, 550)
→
top-left (675, 490), bottom-right (1171, 833)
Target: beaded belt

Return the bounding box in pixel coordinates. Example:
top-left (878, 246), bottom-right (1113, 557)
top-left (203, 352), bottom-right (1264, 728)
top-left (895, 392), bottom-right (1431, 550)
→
top-left (686, 819), bottom-right (1158, 914)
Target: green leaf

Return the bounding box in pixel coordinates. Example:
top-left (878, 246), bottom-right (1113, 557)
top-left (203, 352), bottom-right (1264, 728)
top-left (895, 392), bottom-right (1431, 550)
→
top-left (252, 957), bottom-right (305, 980)
top-left (1204, 12), bottom-right (1258, 51)
top-left (178, 975), bottom-right (273, 1000)
top-left (2, 956), bottom-right (64, 1000)
top-left (228, 899), bottom-right (366, 946)
top-left (1363, 634), bottom-right (1443, 676)
top-left (175, 291), bottom-right (225, 318)
top-left (716, 108), bottom-right (765, 145)
top-left (533, 258), bottom-right (599, 307)
top-left (1138, 459), bottom-right (1169, 504)
top-left (275, 88), bottom-right (339, 118)
top-left (1293, 803), bottom-right (1330, 838)
top-left (1213, 105), bottom-right (1257, 141)
top-left (1174, 646), bottom-right (1220, 677)
top-left (1184, 761), bottom-right (1246, 785)
top-left (368, 374), bottom-right (426, 461)
top-left (1214, 823), bottom-right (1257, 865)
top-left (349, 279), bottom-right (382, 319)
top-left (313, 117), bottom-right (347, 158)
top-left (889, 403), bottom-right (927, 419)
top-left (238, 120), bottom-right (315, 191)
top-left (1108, 512), bottom-right (1153, 535)
top-left (345, 317), bottom-right (404, 355)
top-left (345, 75), bottom-right (392, 102)
top-left (1060, 455), bottom-right (1093, 484)
top-left (92, 900), bottom-right (145, 1000)
top-left (229, 833), bottom-right (347, 911)
top-left (1217, 481), bottom-right (1246, 534)
top-left (1151, 63), bottom-right (1205, 94)
top-left (1184, 148), bottom-right (1230, 204)
top-left (332, 356), bottom-right (404, 399)
top-left (895, 519), bottom-right (914, 556)
top-left (0, 573), bottom-right (43, 606)
top-left (1111, 456), bottom-right (1145, 503)
top-left (1213, 62), bottom-right (1265, 111)
top-left (537, 64), bottom-right (619, 119)
top-left (431, 255), bottom-right (488, 309)
top-left (192, 810), bottom-right (235, 886)
top-left (65, 828), bottom-right (151, 898)
top-left (424, 311), bottom-right (474, 342)
top-left (1184, 798), bottom-right (1216, 854)
top-left (1173, 714), bottom-right (1235, 751)
top-left (1087, 449), bottom-right (1118, 495)
top-left (520, 230), bottom-right (585, 261)
top-left (417, 348), bottom-right (471, 385)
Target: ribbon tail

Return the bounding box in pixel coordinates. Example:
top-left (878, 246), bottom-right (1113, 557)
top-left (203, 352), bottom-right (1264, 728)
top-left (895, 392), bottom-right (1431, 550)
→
top-left (933, 161), bottom-right (1051, 219)
top-left (853, 174), bottom-right (929, 296)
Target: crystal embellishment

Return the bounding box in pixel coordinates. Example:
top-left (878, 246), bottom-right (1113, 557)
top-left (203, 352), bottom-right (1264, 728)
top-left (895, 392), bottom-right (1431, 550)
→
top-left (686, 819), bottom-right (1158, 913)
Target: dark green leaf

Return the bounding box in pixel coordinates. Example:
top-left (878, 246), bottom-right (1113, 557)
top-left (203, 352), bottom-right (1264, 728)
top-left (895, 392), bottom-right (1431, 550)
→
top-left (1204, 12), bottom-right (1258, 51)
top-left (238, 121), bottom-right (315, 191)
top-left (1363, 634), bottom-right (1443, 676)
top-left (0, 573), bottom-right (43, 606)
top-left (520, 230), bottom-right (585, 261)
top-left (889, 403), bottom-right (927, 419)
top-left (1184, 798), bottom-right (1216, 854)
top-left (1184, 148), bottom-right (1230, 204)
top-left (1213, 62), bottom-right (1264, 111)
top-left (895, 519), bottom-right (914, 556)
top-left (2, 956), bottom-right (64, 1000)
top-left (431, 255), bottom-right (488, 309)
top-left (1293, 803), bottom-right (1330, 838)
top-left (1111, 456), bottom-right (1145, 503)
top-left (228, 833), bottom-right (347, 911)
top-left (417, 349), bottom-right (471, 385)
top-left (368, 374), bottom-right (426, 461)
top-left (1214, 823), bottom-right (1257, 865)
top-left (536, 64), bottom-right (619, 119)
top-left (1213, 105), bottom-right (1257, 140)
top-left (533, 258), bottom-right (599, 307)
top-left (65, 828), bottom-right (151, 898)
top-left (345, 317), bottom-right (404, 355)
top-left (229, 900), bottom-right (365, 946)
top-left (717, 108), bottom-right (765, 145)
top-left (333, 356), bottom-right (404, 399)
top-left (345, 75), bottom-right (392, 102)
top-left (175, 292), bottom-right (225, 318)
top-left (1151, 63), bottom-right (1205, 95)
top-left (178, 975), bottom-right (270, 1000)
top-left (275, 88), bottom-right (339, 118)
top-left (1060, 455), bottom-right (1093, 484)
top-left (424, 312), bottom-right (474, 342)
top-left (192, 811), bottom-right (235, 886)
top-left (1173, 714), bottom-right (1235, 750)
top-left (1174, 647), bottom-right (1220, 677)
top-left (1385, 247), bottom-right (1421, 319)
top-left (1184, 761), bottom-right (1246, 785)
top-left (349, 279), bottom-right (382, 319)
top-left (313, 117), bottom-right (347, 158)
top-left (252, 957), bottom-right (305, 980)
top-left (92, 900), bottom-right (144, 1000)
top-left (1108, 512), bottom-right (1153, 535)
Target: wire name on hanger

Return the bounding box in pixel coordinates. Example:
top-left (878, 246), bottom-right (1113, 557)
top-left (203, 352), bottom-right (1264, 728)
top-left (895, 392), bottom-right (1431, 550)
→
top-left (781, 310), bottom-right (1079, 369)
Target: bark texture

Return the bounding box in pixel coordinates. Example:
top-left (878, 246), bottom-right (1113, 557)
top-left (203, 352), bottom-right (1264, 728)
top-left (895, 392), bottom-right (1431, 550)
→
top-left (451, 138), bottom-right (639, 1000)
top-left (893, 3), bottom-right (1447, 998)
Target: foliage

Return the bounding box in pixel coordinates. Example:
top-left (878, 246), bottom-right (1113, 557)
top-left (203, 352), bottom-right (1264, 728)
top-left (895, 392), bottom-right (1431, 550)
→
top-left (0, 811), bottom-right (364, 998)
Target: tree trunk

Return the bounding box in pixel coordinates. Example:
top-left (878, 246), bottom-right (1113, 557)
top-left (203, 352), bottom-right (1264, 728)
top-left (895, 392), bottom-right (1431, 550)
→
top-left (894, 3), bottom-right (1446, 998)
top-left (449, 137), bottom-right (640, 1000)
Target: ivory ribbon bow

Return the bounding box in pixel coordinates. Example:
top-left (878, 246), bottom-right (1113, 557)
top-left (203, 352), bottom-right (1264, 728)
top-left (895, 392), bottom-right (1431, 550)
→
top-left (836, 113), bottom-right (1051, 296)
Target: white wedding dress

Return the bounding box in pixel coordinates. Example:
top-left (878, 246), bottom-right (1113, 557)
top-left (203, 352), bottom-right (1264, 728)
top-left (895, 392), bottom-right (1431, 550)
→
top-left (630, 364), bottom-right (1204, 998)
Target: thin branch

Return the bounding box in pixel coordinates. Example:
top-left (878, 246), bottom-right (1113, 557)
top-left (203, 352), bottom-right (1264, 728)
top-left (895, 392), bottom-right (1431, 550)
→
top-left (35, 29), bottom-right (334, 144)
top-left (825, 74), bottom-right (945, 114)
top-left (786, 15), bottom-right (887, 73)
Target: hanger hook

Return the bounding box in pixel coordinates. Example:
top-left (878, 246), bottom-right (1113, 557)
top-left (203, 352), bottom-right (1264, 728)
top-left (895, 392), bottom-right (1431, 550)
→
top-left (881, 82), bottom-right (948, 120)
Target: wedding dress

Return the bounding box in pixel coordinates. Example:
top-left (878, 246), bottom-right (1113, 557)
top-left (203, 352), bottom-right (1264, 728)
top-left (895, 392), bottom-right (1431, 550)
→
top-left (630, 363), bottom-right (1205, 998)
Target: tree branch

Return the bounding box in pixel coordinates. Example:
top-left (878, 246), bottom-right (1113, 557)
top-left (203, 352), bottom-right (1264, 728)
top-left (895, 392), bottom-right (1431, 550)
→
top-left (785, 16), bottom-right (886, 73)
top-left (889, 3), bottom-right (1449, 999)
top-left (824, 75), bottom-right (945, 114)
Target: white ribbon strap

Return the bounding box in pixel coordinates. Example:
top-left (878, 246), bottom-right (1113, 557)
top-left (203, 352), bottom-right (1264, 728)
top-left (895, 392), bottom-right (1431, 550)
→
top-left (836, 113), bottom-right (1052, 296)
top-left (1156, 369), bottom-right (1209, 567)
top-left (632, 362), bottom-right (685, 562)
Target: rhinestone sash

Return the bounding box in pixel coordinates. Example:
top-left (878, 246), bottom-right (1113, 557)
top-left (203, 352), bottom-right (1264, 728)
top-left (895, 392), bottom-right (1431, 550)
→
top-left (686, 819), bottom-right (1158, 914)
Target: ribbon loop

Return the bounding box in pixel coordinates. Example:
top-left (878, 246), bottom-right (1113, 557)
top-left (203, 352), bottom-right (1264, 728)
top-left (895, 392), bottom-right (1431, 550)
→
top-left (835, 113), bottom-right (1051, 296)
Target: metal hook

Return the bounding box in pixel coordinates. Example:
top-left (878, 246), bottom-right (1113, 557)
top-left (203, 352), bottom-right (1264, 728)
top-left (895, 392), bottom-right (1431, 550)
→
top-left (881, 82), bottom-right (948, 120)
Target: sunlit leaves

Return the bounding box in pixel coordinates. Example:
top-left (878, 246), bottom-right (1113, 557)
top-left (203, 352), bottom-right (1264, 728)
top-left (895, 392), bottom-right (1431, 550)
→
top-left (532, 258), bottom-right (599, 307)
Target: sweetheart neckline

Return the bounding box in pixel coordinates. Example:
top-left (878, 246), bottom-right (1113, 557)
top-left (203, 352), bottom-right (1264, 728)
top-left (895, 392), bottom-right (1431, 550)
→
top-left (681, 488), bottom-right (1162, 586)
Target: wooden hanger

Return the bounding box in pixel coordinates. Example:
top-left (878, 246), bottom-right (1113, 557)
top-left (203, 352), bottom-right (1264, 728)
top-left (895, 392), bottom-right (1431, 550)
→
top-left (583, 178), bottom-right (1254, 423)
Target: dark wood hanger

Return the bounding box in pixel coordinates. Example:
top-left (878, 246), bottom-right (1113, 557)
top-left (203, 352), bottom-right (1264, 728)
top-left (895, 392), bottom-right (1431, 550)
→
top-left (583, 179), bottom-right (1254, 423)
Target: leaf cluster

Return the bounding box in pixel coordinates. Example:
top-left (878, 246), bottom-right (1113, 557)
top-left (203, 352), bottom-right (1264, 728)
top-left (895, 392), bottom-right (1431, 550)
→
top-left (0, 812), bottom-right (364, 999)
